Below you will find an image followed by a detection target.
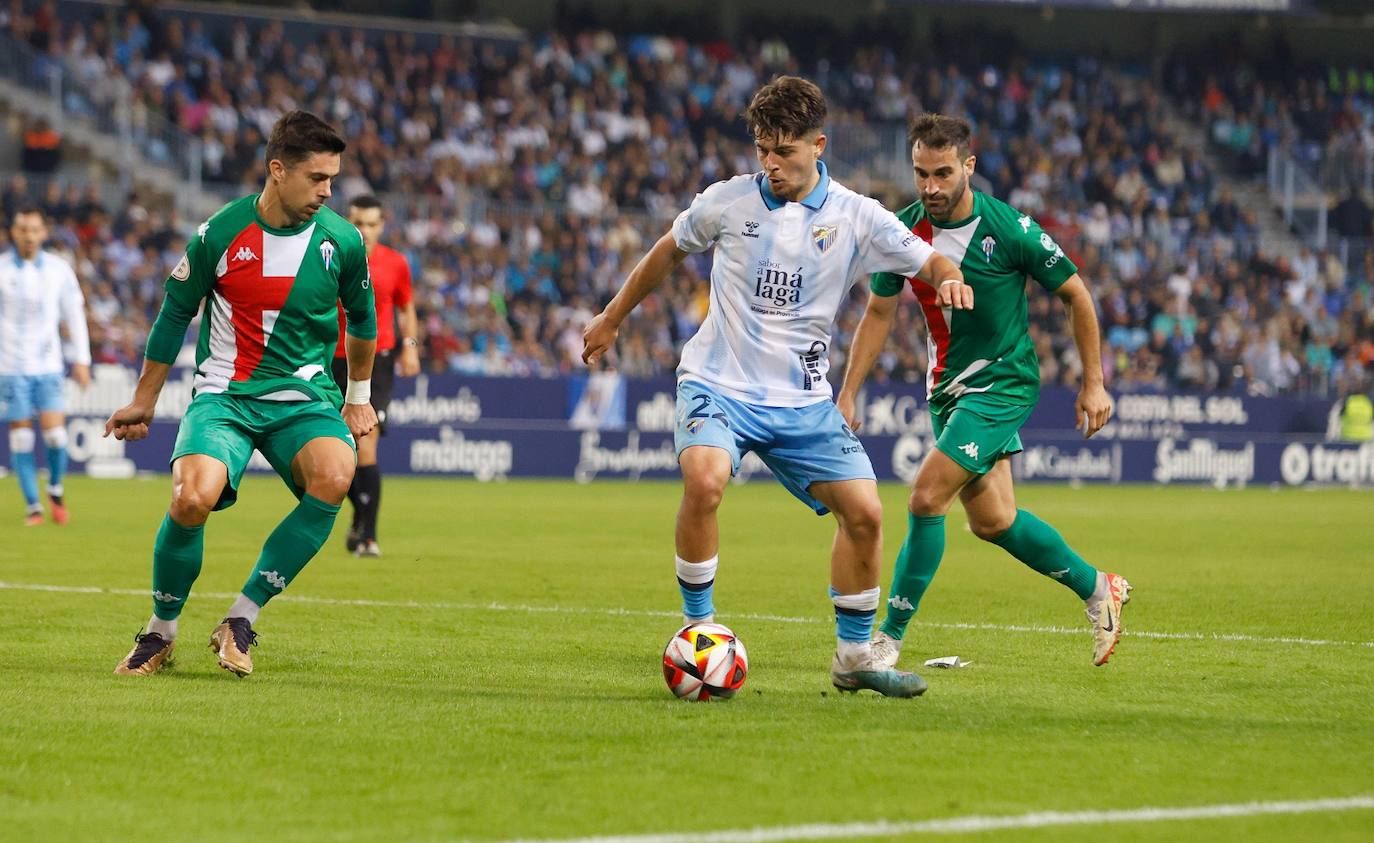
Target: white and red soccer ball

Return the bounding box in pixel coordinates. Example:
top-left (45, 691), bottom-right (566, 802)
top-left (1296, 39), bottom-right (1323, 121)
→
top-left (662, 622), bottom-right (748, 701)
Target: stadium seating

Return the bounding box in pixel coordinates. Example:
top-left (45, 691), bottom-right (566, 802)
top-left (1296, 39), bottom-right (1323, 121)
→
top-left (3, 6), bottom-right (1369, 397)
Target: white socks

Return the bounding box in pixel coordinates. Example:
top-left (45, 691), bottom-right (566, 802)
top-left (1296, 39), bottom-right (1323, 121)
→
top-left (147, 616), bottom-right (177, 640)
top-left (228, 593), bottom-right (262, 625)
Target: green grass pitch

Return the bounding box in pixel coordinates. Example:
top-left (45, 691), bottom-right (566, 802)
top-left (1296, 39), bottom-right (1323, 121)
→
top-left (1, 477), bottom-right (1371, 841)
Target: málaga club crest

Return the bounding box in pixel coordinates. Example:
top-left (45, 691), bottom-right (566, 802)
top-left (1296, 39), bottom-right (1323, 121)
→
top-left (812, 224), bottom-right (838, 254)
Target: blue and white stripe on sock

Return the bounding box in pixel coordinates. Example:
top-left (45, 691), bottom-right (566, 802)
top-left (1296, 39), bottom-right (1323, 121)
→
top-left (9, 427), bottom-right (40, 507)
top-left (676, 555), bottom-right (718, 622)
top-left (830, 586), bottom-right (880, 665)
top-left (42, 425), bottom-right (68, 492)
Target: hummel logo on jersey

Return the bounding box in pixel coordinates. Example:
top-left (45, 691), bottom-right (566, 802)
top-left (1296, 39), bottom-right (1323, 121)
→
top-left (261, 570), bottom-right (287, 591)
top-left (233, 246), bottom-right (259, 262)
top-left (959, 442), bottom-right (979, 460)
top-left (742, 220), bottom-right (760, 238)
top-left (320, 240), bottom-right (336, 270)
top-left (888, 595), bottom-right (914, 611)
top-left (152, 590), bottom-right (180, 603)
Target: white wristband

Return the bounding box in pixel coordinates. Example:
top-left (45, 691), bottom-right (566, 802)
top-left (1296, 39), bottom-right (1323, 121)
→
top-left (939, 279), bottom-right (962, 287)
top-left (345, 378), bottom-right (371, 405)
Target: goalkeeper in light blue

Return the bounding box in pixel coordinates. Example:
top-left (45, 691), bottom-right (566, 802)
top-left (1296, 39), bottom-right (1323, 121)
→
top-left (0, 205), bottom-right (91, 527)
top-left (583, 77), bottom-right (973, 697)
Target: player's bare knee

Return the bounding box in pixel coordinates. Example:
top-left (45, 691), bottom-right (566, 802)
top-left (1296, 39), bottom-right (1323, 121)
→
top-left (908, 485), bottom-right (951, 517)
top-left (837, 499), bottom-right (883, 544)
top-left (168, 487), bottom-right (215, 525)
top-left (969, 512), bottom-right (1015, 542)
top-left (681, 471), bottom-right (726, 513)
top-left (305, 467), bottom-right (354, 504)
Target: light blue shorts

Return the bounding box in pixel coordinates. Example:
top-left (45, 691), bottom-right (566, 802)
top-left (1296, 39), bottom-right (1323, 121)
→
top-left (674, 380), bottom-right (875, 515)
top-left (0, 373), bottom-right (65, 422)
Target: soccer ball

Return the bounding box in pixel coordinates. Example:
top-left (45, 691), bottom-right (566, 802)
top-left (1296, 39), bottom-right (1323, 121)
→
top-left (662, 622), bottom-right (748, 701)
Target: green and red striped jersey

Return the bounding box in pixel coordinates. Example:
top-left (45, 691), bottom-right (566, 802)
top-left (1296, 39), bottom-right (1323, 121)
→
top-left (146, 194), bottom-right (376, 407)
top-left (871, 191), bottom-right (1076, 414)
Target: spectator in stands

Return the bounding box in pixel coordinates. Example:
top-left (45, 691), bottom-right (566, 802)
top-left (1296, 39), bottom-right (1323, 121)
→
top-left (21, 118), bottom-right (62, 173)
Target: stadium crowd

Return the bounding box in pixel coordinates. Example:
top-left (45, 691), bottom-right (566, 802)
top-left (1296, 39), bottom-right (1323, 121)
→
top-left (2, 4), bottom-right (1371, 398)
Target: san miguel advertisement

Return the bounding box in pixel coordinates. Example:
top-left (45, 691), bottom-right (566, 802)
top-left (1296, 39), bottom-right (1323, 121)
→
top-left (1, 365), bottom-right (1368, 488)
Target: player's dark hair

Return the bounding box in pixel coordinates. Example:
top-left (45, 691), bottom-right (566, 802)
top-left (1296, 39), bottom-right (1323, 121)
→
top-left (745, 76), bottom-right (827, 141)
top-left (348, 194), bottom-right (382, 212)
top-left (908, 113), bottom-right (973, 158)
top-left (10, 204), bottom-right (44, 221)
top-left (264, 110), bottom-right (346, 169)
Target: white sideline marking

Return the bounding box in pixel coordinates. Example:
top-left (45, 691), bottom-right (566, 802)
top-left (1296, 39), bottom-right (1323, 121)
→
top-left (3, 580), bottom-right (1374, 650)
top-left (506, 796), bottom-right (1374, 843)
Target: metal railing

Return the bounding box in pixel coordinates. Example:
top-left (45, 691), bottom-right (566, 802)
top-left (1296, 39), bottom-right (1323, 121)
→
top-left (1267, 145), bottom-right (1331, 248)
top-left (0, 29), bottom-right (217, 216)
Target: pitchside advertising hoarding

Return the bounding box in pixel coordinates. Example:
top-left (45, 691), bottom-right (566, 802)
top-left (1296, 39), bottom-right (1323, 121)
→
top-left (1, 365), bottom-right (1369, 488)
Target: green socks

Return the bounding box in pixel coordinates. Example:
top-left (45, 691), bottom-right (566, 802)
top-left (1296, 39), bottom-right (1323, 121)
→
top-left (151, 514), bottom-right (206, 621)
top-left (878, 513), bottom-right (946, 641)
top-left (241, 494), bottom-right (341, 606)
top-left (989, 509), bottom-right (1098, 600)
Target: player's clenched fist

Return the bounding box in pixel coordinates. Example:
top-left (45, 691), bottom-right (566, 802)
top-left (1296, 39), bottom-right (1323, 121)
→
top-left (581, 312), bottom-right (620, 366)
top-left (936, 279), bottom-right (974, 310)
top-left (104, 402), bottom-right (154, 441)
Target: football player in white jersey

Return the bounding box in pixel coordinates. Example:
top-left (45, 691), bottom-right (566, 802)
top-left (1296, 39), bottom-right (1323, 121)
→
top-left (0, 206), bottom-right (90, 526)
top-left (583, 77), bottom-right (973, 697)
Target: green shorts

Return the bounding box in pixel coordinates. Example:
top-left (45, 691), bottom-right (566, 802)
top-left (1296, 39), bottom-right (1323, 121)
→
top-left (171, 393), bottom-right (356, 510)
top-left (931, 396), bottom-right (1035, 476)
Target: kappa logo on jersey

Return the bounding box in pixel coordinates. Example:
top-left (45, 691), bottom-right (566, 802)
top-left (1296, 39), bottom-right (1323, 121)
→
top-left (197, 221), bottom-right (210, 243)
top-left (1018, 214), bottom-right (1032, 233)
top-left (171, 254), bottom-right (191, 281)
top-left (320, 240), bottom-right (336, 270)
top-left (981, 235), bottom-right (997, 259)
top-left (232, 246), bottom-right (259, 262)
top-left (959, 441), bottom-right (980, 460)
top-left (812, 224), bottom-right (838, 254)
top-left (742, 220), bottom-right (760, 238)
top-left (754, 259), bottom-right (805, 308)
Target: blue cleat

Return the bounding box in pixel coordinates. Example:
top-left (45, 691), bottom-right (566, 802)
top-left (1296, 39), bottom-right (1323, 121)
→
top-left (830, 653), bottom-right (928, 698)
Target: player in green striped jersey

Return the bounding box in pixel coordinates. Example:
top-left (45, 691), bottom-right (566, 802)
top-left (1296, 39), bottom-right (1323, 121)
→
top-left (105, 112), bottom-right (378, 678)
top-left (837, 114), bottom-right (1132, 668)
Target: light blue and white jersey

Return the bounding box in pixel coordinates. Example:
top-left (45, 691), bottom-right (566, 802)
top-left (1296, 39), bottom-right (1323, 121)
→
top-left (0, 249), bottom-right (91, 376)
top-left (672, 161), bottom-right (937, 407)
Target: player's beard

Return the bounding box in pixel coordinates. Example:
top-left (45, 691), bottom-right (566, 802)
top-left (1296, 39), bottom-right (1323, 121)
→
top-left (926, 173), bottom-right (968, 222)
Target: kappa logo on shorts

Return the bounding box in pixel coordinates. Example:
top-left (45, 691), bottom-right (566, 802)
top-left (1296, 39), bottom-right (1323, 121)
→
top-left (959, 441), bottom-right (980, 460)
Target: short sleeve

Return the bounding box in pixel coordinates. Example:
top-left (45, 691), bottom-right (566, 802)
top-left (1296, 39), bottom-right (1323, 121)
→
top-left (869, 271), bottom-right (906, 297)
top-left (670, 178), bottom-right (737, 254)
top-left (1013, 212), bottom-right (1078, 291)
top-left (858, 202), bottom-right (936, 278)
top-left (339, 227), bottom-right (377, 340)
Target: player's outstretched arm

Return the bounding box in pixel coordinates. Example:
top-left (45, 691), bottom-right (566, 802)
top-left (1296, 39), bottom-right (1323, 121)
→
top-left (104, 359), bottom-right (172, 441)
top-left (582, 231), bottom-right (689, 366)
top-left (1054, 273), bottom-right (1112, 438)
top-left (914, 252), bottom-right (973, 310)
top-left (836, 291), bottom-right (900, 432)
